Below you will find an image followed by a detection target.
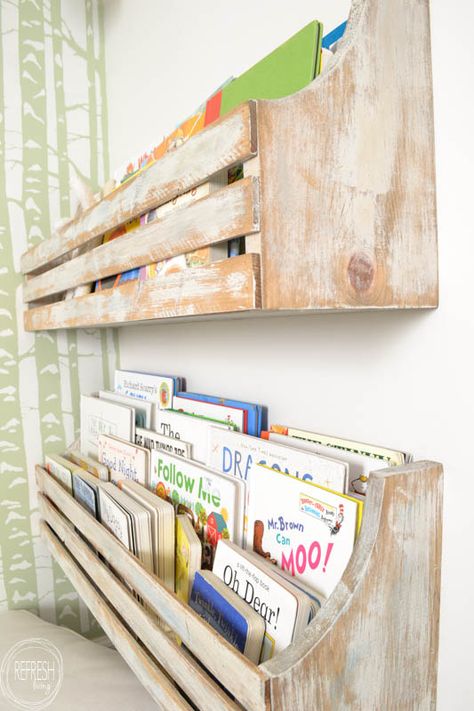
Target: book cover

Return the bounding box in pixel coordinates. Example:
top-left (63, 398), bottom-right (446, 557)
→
top-left (269, 425), bottom-right (411, 497)
top-left (135, 427), bottom-right (192, 460)
top-left (189, 571), bottom-right (251, 656)
top-left (175, 514), bottom-right (201, 603)
top-left (72, 474), bottom-right (99, 518)
top-left (154, 408), bottom-right (233, 464)
top-left (44, 454), bottom-right (76, 493)
top-left (208, 428), bottom-right (348, 491)
top-left (177, 391), bottom-right (265, 437)
top-left (246, 464), bottom-right (363, 597)
top-left (172, 395), bottom-right (246, 433)
top-left (220, 21), bottom-right (323, 115)
top-left (150, 449), bottom-right (245, 566)
top-left (99, 389), bottom-right (153, 429)
top-left (65, 450), bottom-right (109, 481)
top-left (98, 434), bottom-right (149, 487)
top-left (80, 394), bottom-right (134, 458)
top-left (212, 540), bottom-right (301, 661)
top-left (114, 369), bottom-right (179, 410)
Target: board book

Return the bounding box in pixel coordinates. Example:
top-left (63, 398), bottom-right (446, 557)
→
top-left (65, 449), bottom-right (109, 481)
top-left (135, 427), bottom-right (192, 460)
top-left (177, 391), bottom-right (265, 437)
top-left (172, 395), bottom-right (246, 433)
top-left (150, 449), bottom-right (245, 566)
top-left (98, 434), bottom-right (149, 487)
top-left (99, 389), bottom-right (153, 429)
top-left (154, 408), bottom-right (233, 464)
top-left (114, 369), bottom-right (181, 410)
top-left (247, 463), bottom-right (363, 598)
top-left (190, 570), bottom-right (265, 664)
top-left (212, 540), bottom-right (312, 662)
top-left (80, 394), bottom-right (134, 458)
top-left (175, 514), bottom-right (202, 603)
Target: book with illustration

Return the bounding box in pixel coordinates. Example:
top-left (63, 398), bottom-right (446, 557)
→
top-left (246, 464), bottom-right (363, 597)
top-left (114, 369), bottom-right (181, 410)
top-left (175, 513), bottom-right (202, 603)
top-left (150, 449), bottom-right (245, 566)
top-left (98, 434), bottom-right (149, 487)
top-left (212, 540), bottom-right (313, 661)
top-left (80, 394), bottom-right (134, 458)
top-left (135, 427), bottom-right (192, 460)
top-left (155, 408), bottom-right (234, 464)
top-left (177, 391), bottom-right (265, 437)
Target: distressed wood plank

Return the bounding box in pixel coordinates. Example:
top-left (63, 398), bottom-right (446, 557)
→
top-left (40, 521), bottom-right (192, 711)
top-left (24, 178), bottom-right (260, 303)
top-left (21, 101), bottom-right (257, 275)
top-left (262, 460), bottom-right (443, 710)
top-left (24, 254), bottom-right (261, 331)
top-left (257, 0), bottom-right (437, 309)
top-left (38, 494), bottom-right (240, 711)
top-left (36, 466), bottom-right (270, 711)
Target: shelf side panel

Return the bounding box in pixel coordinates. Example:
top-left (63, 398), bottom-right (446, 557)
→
top-left (24, 254), bottom-right (261, 331)
top-left (263, 460), bottom-right (443, 710)
top-left (257, 0), bottom-right (438, 310)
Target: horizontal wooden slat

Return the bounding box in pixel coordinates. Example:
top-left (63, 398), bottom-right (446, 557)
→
top-left (21, 101), bottom-right (257, 275)
top-left (24, 177), bottom-right (260, 303)
top-left (36, 467), bottom-right (269, 711)
top-left (39, 494), bottom-right (240, 711)
top-left (40, 521), bottom-right (191, 711)
top-left (24, 253), bottom-right (261, 331)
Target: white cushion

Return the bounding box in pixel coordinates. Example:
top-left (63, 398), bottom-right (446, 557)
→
top-left (0, 610), bottom-right (158, 710)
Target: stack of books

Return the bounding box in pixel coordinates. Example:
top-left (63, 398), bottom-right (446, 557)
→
top-left (44, 364), bottom-right (411, 664)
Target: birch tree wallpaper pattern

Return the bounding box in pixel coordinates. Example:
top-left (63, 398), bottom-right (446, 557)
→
top-left (0, 0), bottom-right (118, 635)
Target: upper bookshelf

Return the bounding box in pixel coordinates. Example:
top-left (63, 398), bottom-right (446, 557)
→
top-left (21, 0), bottom-right (438, 331)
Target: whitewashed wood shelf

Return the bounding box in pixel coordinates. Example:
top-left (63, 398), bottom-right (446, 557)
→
top-left (20, 0), bottom-right (438, 331)
top-left (36, 459), bottom-right (443, 710)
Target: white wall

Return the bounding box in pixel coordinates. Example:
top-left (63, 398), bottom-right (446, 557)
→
top-left (104, 1), bottom-right (474, 707)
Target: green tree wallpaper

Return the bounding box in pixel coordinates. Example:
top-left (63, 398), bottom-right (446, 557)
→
top-left (0, 0), bottom-right (118, 635)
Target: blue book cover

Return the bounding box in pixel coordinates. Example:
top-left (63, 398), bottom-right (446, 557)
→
top-left (72, 476), bottom-right (98, 519)
top-left (176, 391), bottom-right (265, 437)
top-left (189, 572), bottom-right (249, 654)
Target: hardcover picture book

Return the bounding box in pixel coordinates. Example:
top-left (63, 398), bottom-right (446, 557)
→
top-left (99, 390), bottom-right (153, 429)
top-left (190, 570), bottom-right (265, 664)
top-left (114, 369), bottom-right (182, 410)
top-left (177, 391), bottom-right (265, 437)
top-left (150, 449), bottom-right (245, 566)
top-left (44, 454), bottom-right (81, 493)
top-left (246, 464), bottom-right (363, 597)
top-left (154, 408), bottom-right (233, 464)
top-left (98, 434), bottom-right (149, 487)
top-left (212, 540), bottom-right (312, 661)
top-left (208, 428), bottom-right (348, 492)
top-left (135, 427), bottom-right (192, 460)
top-left (80, 394), bottom-right (135, 458)
top-left (172, 395), bottom-right (247, 433)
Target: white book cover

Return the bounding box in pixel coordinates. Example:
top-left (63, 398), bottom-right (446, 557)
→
top-left (172, 395), bottom-right (245, 433)
top-left (98, 487), bottom-right (133, 550)
top-left (150, 450), bottom-right (245, 564)
top-left (212, 540), bottom-right (300, 662)
top-left (99, 390), bottom-right (153, 429)
top-left (98, 434), bottom-right (149, 486)
top-left (114, 369), bottom-right (176, 409)
top-left (44, 454), bottom-right (75, 493)
top-left (208, 428), bottom-right (348, 492)
top-left (155, 409), bottom-right (231, 464)
top-left (80, 394), bottom-right (134, 458)
top-left (268, 426), bottom-right (411, 498)
top-left (135, 427), bottom-right (192, 460)
top-left (246, 464), bottom-right (362, 598)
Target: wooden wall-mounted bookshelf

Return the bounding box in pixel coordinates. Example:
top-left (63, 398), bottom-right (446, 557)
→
top-left (20, 0), bottom-right (438, 331)
top-left (36, 459), bottom-right (443, 710)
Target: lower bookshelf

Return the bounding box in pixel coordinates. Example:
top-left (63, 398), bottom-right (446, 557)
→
top-left (36, 460), bottom-right (443, 711)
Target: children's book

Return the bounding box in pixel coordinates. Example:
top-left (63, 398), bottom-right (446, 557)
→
top-left (177, 391), bottom-right (265, 437)
top-left (268, 426), bottom-right (411, 498)
top-left (80, 394), bottom-right (135, 458)
top-left (114, 369), bottom-right (181, 410)
top-left (175, 514), bottom-right (202, 603)
top-left (208, 428), bottom-right (348, 492)
top-left (212, 540), bottom-right (312, 662)
top-left (135, 427), bottom-right (192, 460)
top-left (98, 434), bottom-right (150, 487)
top-left (72, 473), bottom-right (99, 519)
top-left (220, 21), bottom-right (323, 115)
top-left (45, 454), bottom-right (83, 494)
top-left (64, 450), bottom-right (109, 481)
top-left (150, 449), bottom-right (245, 567)
top-left (172, 395), bottom-right (246, 433)
top-left (120, 479), bottom-right (175, 589)
top-left (154, 409), bottom-right (233, 464)
top-left (190, 570), bottom-right (265, 664)
top-left (246, 464), bottom-right (363, 598)
top-left (98, 389), bottom-right (152, 429)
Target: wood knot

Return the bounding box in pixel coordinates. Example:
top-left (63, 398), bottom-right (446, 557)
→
top-left (347, 253), bottom-right (375, 293)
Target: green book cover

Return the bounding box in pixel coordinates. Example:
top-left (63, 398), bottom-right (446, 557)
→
top-left (220, 20), bottom-right (323, 116)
